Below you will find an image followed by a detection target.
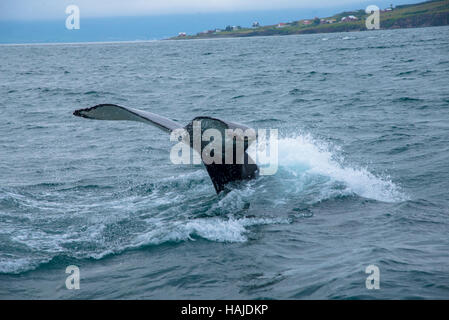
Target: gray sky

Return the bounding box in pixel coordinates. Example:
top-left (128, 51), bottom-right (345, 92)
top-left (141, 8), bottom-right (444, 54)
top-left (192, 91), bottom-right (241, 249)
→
top-left (1, 0), bottom-right (375, 20)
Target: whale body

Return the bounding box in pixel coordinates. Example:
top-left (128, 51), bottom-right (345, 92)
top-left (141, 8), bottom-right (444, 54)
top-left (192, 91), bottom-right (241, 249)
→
top-left (73, 104), bottom-right (259, 193)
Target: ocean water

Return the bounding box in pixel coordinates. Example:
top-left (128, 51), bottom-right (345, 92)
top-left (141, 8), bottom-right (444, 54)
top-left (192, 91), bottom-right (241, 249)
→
top-left (0, 26), bottom-right (448, 299)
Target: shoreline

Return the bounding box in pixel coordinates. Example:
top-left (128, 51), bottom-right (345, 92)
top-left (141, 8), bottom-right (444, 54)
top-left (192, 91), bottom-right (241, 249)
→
top-left (168, 0), bottom-right (449, 41)
top-left (1, 24), bottom-right (448, 46)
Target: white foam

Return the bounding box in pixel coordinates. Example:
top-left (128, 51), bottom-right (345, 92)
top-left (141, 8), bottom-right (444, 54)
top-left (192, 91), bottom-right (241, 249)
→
top-left (276, 133), bottom-right (407, 203)
top-left (183, 218), bottom-right (248, 242)
top-left (0, 132), bottom-right (408, 274)
top-left (0, 257), bottom-right (36, 274)
top-left (134, 216), bottom-right (290, 246)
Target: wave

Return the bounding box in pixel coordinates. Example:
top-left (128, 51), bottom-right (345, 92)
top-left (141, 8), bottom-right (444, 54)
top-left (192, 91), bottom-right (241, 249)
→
top-left (394, 97), bottom-right (423, 102)
top-left (255, 133), bottom-right (407, 203)
top-left (134, 216), bottom-right (290, 246)
top-left (0, 131), bottom-right (408, 274)
top-left (0, 214), bottom-right (291, 274)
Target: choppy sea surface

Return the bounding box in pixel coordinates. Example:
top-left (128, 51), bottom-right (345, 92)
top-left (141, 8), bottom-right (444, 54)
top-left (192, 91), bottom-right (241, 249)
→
top-left (0, 26), bottom-right (448, 299)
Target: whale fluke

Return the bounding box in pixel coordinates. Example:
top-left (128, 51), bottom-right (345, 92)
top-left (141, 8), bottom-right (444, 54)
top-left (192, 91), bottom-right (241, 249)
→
top-left (73, 104), bottom-right (259, 194)
top-left (73, 104), bottom-right (182, 132)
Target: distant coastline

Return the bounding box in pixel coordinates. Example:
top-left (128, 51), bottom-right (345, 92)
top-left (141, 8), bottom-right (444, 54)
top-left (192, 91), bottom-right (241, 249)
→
top-left (168, 0), bottom-right (449, 40)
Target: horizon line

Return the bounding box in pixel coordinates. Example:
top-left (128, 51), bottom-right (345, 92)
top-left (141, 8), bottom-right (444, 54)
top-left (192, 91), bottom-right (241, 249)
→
top-left (3, 26), bottom-right (446, 46)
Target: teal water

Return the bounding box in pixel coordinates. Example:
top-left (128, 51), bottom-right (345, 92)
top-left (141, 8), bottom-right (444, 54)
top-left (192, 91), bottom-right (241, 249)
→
top-left (0, 26), bottom-right (448, 299)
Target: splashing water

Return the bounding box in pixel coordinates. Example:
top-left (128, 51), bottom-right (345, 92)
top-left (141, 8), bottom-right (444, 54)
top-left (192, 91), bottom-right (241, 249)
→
top-left (273, 133), bottom-right (407, 203)
top-left (0, 129), bottom-right (407, 274)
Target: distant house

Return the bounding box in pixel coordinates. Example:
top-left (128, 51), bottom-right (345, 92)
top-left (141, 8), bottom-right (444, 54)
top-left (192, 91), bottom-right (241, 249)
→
top-left (178, 32), bottom-right (186, 37)
top-left (252, 21), bottom-right (260, 28)
top-left (215, 29), bottom-right (222, 33)
top-left (232, 26), bottom-right (241, 31)
top-left (341, 15), bottom-right (358, 22)
top-left (277, 22), bottom-right (287, 28)
top-left (303, 20), bottom-right (312, 25)
top-left (320, 18), bottom-right (336, 24)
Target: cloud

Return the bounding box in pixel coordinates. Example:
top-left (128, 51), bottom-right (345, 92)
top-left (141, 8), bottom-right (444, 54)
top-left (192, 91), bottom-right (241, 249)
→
top-left (1, 0), bottom-right (365, 20)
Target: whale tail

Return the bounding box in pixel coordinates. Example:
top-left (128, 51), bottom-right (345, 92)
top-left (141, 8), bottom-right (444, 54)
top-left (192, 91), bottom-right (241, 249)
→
top-left (73, 104), bottom-right (182, 132)
top-left (73, 104), bottom-right (259, 194)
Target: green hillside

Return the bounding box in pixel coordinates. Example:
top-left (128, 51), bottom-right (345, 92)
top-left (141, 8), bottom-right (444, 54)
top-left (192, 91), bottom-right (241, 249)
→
top-left (169, 0), bottom-right (449, 39)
